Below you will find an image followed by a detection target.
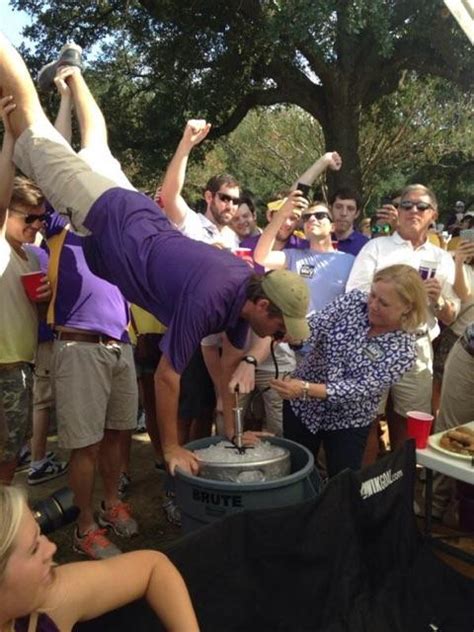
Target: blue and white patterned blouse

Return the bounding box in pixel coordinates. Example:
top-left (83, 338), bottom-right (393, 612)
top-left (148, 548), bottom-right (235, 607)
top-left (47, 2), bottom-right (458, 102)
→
top-left (291, 290), bottom-right (417, 433)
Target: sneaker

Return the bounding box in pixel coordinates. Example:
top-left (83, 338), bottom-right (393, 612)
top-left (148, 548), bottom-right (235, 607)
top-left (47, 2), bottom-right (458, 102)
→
top-left (162, 498), bottom-right (182, 527)
top-left (118, 472), bottom-right (131, 497)
top-left (73, 525), bottom-right (122, 560)
top-left (16, 449), bottom-right (56, 473)
top-left (28, 458), bottom-right (68, 486)
top-left (98, 501), bottom-right (138, 537)
top-left (37, 43), bottom-right (83, 92)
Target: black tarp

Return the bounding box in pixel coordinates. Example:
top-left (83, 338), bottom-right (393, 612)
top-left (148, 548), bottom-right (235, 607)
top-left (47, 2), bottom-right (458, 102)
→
top-left (76, 441), bottom-right (474, 631)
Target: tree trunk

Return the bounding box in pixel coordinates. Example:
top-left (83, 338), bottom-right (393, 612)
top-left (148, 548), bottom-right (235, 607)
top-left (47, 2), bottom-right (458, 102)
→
top-left (319, 86), bottom-right (363, 198)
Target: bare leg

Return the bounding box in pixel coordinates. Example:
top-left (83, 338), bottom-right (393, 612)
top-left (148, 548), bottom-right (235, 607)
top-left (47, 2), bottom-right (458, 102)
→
top-left (31, 407), bottom-right (50, 461)
top-left (119, 429), bottom-right (132, 476)
top-left (141, 372), bottom-right (163, 459)
top-left (98, 429), bottom-right (122, 509)
top-left (0, 33), bottom-right (50, 138)
top-left (68, 443), bottom-right (100, 533)
top-left (64, 70), bottom-right (108, 149)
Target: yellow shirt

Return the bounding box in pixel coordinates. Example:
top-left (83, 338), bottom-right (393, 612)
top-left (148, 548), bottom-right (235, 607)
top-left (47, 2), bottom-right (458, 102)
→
top-left (129, 304), bottom-right (166, 344)
top-left (0, 237), bottom-right (39, 363)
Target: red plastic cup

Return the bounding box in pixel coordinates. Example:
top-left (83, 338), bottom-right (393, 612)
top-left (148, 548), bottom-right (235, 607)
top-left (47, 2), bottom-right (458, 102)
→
top-left (20, 271), bottom-right (44, 301)
top-left (406, 411), bottom-right (434, 449)
top-left (233, 248), bottom-right (254, 267)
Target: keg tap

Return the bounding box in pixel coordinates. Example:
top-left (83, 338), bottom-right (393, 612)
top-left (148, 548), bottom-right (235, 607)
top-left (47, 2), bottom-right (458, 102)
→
top-left (228, 386), bottom-right (253, 455)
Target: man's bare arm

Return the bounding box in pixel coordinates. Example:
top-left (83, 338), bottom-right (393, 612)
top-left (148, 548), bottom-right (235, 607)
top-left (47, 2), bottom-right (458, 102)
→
top-left (154, 353), bottom-right (200, 475)
top-left (160, 119), bottom-right (211, 226)
top-left (0, 95), bottom-right (16, 231)
top-left (291, 151), bottom-right (342, 190)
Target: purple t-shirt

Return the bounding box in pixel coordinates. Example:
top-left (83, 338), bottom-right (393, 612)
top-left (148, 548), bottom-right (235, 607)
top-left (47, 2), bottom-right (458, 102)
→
top-left (333, 230), bottom-right (369, 256)
top-left (240, 233), bottom-right (309, 275)
top-left (83, 189), bottom-right (252, 373)
top-left (45, 209), bottom-right (130, 342)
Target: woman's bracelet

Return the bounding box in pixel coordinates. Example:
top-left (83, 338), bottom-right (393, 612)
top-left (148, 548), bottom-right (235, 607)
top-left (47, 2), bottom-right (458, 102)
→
top-left (301, 381), bottom-right (310, 401)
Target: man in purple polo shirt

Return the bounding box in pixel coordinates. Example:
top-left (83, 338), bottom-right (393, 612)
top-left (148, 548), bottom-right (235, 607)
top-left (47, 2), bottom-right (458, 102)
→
top-left (329, 187), bottom-right (369, 256)
top-left (0, 35), bottom-right (310, 477)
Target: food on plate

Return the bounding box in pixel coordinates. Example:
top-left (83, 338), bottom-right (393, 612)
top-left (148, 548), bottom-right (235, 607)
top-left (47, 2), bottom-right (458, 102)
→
top-left (439, 425), bottom-right (474, 456)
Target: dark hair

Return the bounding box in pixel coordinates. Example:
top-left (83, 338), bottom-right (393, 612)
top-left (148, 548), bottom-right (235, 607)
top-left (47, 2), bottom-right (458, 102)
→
top-left (10, 176), bottom-right (45, 208)
top-left (204, 174), bottom-right (239, 195)
top-left (246, 273), bottom-right (283, 318)
top-left (239, 190), bottom-right (257, 215)
top-left (329, 187), bottom-right (362, 210)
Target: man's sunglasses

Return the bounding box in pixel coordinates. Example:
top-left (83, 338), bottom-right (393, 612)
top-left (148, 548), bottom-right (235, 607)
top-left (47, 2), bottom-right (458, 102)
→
top-left (399, 201), bottom-right (433, 212)
top-left (9, 207), bottom-right (47, 224)
top-left (216, 192), bottom-right (240, 206)
top-left (371, 224), bottom-right (391, 235)
top-left (302, 211), bottom-right (331, 222)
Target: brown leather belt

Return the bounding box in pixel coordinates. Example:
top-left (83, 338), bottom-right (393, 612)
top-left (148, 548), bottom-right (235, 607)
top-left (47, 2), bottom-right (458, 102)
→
top-left (460, 335), bottom-right (474, 357)
top-left (56, 331), bottom-right (121, 345)
top-left (0, 361), bottom-right (28, 371)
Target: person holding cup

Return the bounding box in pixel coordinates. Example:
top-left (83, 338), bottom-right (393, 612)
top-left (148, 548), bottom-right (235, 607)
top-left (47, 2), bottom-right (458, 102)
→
top-left (0, 96), bottom-right (52, 484)
top-left (346, 184), bottom-right (460, 451)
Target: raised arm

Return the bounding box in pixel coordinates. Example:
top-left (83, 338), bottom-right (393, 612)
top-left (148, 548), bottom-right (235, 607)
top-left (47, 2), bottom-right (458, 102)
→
top-left (454, 240), bottom-right (474, 301)
top-left (160, 119), bottom-right (211, 226)
top-left (254, 191), bottom-right (307, 268)
top-left (290, 151), bottom-right (342, 190)
top-left (53, 66), bottom-right (75, 143)
top-left (0, 95), bottom-right (16, 231)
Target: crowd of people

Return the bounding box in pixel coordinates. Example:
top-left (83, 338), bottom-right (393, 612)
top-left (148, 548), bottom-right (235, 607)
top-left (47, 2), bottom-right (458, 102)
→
top-left (0, 33), bottom-right (473, 632)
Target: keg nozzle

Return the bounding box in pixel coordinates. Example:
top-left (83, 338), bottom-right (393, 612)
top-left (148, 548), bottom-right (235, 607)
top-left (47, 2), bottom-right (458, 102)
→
top-left (226, 386), bottom-right (253, 455)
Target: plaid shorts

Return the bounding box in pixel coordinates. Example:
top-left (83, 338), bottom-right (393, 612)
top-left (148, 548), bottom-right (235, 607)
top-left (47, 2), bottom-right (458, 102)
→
top-left (0, 364), bottom-right (33, 462)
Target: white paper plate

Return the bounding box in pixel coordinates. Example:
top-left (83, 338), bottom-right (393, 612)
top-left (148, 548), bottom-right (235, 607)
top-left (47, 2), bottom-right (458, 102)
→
top-left (428, 424), bottom-right (474, 461)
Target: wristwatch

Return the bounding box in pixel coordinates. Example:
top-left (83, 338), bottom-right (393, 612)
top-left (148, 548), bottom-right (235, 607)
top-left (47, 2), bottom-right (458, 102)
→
top-left (242, 355), bottom-right (258, 367)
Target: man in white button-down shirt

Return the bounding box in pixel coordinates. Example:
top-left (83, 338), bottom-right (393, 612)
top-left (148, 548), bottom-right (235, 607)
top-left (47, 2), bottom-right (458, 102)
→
top-left (346, 184), bottom-right (460, 450)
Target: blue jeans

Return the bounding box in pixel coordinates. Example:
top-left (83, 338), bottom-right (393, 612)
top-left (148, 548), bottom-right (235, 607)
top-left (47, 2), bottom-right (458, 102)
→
top-left (283, 401), bottom-right (370, 478)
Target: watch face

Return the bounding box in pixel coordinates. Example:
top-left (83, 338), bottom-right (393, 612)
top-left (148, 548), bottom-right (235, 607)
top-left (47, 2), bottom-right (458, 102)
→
top-left (244, 356), bottom-right (257, 365)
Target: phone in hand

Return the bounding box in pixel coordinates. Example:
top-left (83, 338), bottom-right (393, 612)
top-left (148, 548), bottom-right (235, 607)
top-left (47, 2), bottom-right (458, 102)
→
top-left (296, 182), bottom-right (311, 201)
top-left (460, 229), bottom-right (474, 242)
top-left (380, 196), bottom-right (393, 206)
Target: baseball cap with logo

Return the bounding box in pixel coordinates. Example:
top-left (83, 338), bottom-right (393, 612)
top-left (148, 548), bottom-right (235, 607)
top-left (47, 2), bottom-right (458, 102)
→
top-left (261, 270), bottom-right (310, 341)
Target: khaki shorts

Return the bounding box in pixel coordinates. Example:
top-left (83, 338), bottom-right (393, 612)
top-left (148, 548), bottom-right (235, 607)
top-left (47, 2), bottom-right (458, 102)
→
top-left (14, 123), bottom-right (135, 236)
top-left (0, 364), bottom-right (33, 462)
top-left (33, 341), bottom-right (54, 410)
top-left (52, 340), bottom-right (138, 449)
top-left (378, 334), bottom-right (433, 417)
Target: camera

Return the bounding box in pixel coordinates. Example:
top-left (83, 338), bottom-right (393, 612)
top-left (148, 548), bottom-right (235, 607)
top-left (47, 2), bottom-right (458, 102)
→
top-left (32, 486), bottom-right (78, 534)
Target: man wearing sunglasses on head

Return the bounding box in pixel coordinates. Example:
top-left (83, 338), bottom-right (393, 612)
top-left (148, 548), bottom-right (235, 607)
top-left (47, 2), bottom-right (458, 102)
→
top-left (0, 97), bottom-right (52, 483)
top-left (347, 184), bottom-right (460, 452)
top-left (160, 119), bottom-right (240, 250)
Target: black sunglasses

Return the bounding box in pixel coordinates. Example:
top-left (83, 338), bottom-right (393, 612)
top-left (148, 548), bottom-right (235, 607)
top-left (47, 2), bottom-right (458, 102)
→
top-left (371, 224), bottom-right (391, 235)
top-left (302, 211), bottom-right (331, 222)
top-left (9, 207), bottom-right (47, 224)
top-left (399, 201), bottom-right (433, 212)
top-left (216, 192), bottom-right (240, 206)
